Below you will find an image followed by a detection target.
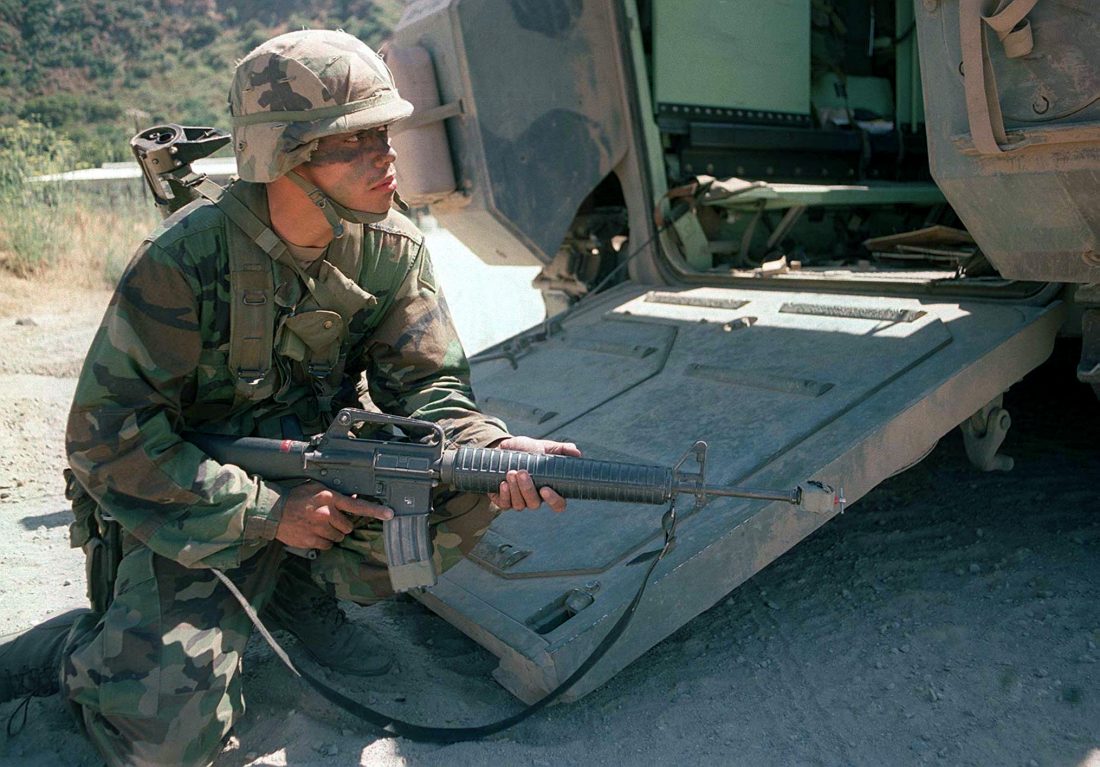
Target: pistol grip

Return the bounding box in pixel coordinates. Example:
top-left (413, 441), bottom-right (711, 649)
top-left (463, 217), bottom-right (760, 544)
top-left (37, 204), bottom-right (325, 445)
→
top-left (383, 513), bottom-right (436, 592)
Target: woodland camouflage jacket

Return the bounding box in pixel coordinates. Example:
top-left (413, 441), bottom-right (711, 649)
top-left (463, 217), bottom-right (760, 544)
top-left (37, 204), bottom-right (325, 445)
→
top-left (66, 182), bottom-right (508, 570)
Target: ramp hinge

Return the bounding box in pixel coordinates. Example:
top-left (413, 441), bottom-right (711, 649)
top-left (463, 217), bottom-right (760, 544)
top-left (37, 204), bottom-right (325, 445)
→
top-left (960, 394), bottom-right (1014, 472)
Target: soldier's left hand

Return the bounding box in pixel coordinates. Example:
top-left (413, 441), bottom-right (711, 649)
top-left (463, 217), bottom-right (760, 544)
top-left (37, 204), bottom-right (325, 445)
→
top-left (487, 437), bottom-right (582, 513)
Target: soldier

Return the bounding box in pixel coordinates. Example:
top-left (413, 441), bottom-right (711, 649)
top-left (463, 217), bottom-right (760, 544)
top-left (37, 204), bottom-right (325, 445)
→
top-left (0, 29), bottom-right (578, 766)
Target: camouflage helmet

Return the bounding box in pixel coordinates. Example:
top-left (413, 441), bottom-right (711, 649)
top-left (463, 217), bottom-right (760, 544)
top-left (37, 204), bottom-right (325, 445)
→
top-left (229, 29), bottom-right (413, 183)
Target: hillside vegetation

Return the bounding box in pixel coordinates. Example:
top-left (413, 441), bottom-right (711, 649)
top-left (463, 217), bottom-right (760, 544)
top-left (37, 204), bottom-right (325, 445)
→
top-left (0, 0), bottom-right (405, 167)
top-left (0, 0), bottom-right (403, 282)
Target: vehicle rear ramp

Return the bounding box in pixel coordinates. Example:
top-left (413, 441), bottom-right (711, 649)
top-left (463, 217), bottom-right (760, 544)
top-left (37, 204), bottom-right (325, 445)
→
top-left (417, 284), bottom-right (1065, 702)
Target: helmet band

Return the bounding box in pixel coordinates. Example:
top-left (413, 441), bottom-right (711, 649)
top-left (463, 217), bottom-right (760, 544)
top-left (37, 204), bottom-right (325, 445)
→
top-left (231, 93), bottom-right (392, 127)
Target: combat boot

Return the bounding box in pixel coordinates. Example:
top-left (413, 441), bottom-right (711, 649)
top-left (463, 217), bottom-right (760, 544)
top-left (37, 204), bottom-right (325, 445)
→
top-left (262, 561), bottom-right (393, 676)
top-left (0, 609), bottom-right (91, 703)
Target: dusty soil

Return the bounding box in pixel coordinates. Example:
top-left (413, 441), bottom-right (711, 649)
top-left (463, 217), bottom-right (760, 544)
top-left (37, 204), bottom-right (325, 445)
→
top-left (0, 275), bottom-right (1098, 767)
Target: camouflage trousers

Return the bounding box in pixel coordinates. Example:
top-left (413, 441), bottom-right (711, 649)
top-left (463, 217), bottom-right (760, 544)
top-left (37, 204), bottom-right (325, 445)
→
top-left (61, 492), bottom-right (495, 767)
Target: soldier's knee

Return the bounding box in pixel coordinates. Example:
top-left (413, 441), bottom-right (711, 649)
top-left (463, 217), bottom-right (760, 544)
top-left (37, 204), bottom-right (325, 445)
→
top-left (433, 493), bottom-right (497, 570)
top-left (79, 702), bottom-right (235, 767)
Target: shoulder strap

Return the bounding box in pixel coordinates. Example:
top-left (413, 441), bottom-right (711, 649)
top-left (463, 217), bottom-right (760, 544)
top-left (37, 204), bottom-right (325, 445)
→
top-left (192, 177), bottom-right (376, 406)
top-left (193, 178), bottom-right (279, 402)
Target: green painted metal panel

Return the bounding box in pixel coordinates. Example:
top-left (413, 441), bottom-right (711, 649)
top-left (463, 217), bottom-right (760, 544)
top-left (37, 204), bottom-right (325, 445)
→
top-left (895, 0), bottom-right (924, 130)
top-left (652, 0), bottom-right (811, 117)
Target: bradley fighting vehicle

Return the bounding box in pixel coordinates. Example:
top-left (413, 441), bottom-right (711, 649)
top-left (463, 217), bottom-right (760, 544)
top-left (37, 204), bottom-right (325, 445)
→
top-left (380, 0), bottom-right (1099, 703)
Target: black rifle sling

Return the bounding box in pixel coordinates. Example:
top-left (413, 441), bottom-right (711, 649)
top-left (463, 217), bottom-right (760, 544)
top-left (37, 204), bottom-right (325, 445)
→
top-left (212, 501), bottom-right (679, 743)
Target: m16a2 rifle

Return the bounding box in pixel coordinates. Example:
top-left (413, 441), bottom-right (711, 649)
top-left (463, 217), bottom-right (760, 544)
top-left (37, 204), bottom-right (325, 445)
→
top-left (189, 408), bottom-right (845, 593)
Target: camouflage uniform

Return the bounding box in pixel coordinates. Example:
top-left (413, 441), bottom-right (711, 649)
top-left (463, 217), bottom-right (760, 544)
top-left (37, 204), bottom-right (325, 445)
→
top-left (61, 30), bottom-right (508, 767)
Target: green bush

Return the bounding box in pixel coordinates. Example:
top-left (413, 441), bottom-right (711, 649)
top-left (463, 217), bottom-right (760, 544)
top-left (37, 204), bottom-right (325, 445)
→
top-left (0, 121), bottom-right (158, 284)
top-left (19, 93), bottom-right (123, 129)
top-left (0, 121), bottom-right (77, 187)
top-left (0, 121), bottom-right (77, 275)
top-left (0, 0), bottom-right (22, 25)
top-left (185, 18), bottom-right (221, 49)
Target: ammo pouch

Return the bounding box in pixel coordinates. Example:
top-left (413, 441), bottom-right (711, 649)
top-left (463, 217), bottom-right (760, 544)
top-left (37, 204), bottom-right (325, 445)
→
top-left (64, 469), bottom-right (121, 614)
top-left (276, 309), bottom-right (347, 379)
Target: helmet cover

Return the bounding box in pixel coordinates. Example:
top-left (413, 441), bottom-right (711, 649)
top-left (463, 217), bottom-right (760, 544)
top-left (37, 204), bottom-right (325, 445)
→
top-left (229, 29), bottom-right (413, 182)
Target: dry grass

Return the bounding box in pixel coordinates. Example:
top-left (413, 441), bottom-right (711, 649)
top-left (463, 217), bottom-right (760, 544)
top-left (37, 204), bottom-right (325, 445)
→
top-left (0, 184), bottom-right (159, 293)
top-left (0, 270), bottom-right (114, 317)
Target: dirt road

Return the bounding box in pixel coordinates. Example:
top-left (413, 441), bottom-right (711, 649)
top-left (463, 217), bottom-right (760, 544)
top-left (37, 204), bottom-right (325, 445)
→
top-left (0, 279), bottom-right (1097, 767)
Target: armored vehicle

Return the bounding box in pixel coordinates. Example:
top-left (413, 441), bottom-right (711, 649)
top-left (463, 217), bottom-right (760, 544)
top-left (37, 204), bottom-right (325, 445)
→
top-left (381, 0), bottom-right (1097, 703)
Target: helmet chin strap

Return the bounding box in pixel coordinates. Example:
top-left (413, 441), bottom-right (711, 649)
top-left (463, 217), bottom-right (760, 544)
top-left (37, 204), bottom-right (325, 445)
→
top-left (286, 171), bottom-right (389, 238)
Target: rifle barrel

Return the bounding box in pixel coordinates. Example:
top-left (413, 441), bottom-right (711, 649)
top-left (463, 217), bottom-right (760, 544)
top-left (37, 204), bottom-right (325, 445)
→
top-left (678, 484), bottom-right (801, 505)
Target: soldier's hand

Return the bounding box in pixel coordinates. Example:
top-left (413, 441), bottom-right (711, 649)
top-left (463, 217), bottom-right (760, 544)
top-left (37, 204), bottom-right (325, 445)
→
top-left (275, 481), bottom-right (393, 550)
top-left (486, 437), bottom-right (582, 513)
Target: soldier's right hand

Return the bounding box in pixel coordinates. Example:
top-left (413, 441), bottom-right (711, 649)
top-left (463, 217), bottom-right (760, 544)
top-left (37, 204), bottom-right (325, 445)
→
top-left (275, 482), bottom-right (394, 550)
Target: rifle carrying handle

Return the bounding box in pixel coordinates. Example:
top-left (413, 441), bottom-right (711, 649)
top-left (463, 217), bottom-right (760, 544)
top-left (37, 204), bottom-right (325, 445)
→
top-left (440, 447), bottom-right (674, 505)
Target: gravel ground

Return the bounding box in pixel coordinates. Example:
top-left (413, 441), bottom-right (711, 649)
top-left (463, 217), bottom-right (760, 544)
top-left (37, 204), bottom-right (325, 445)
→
top-left (0, 269), bottom-right (1097, 766)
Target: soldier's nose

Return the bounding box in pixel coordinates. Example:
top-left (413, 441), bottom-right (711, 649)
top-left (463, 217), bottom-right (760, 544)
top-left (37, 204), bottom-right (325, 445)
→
top-left (376, 145), bottom-right (397, 168)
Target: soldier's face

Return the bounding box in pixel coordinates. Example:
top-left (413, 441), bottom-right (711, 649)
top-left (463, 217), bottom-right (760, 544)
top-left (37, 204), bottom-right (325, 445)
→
top-left (298, 127), bottom-right (397, 213)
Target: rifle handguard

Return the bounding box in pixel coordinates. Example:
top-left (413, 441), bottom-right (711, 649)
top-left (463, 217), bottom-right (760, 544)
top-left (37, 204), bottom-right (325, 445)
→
top-left (382, 449), bottom-right (675, 592)
top-left (440, 447), bottom-right (674, 503)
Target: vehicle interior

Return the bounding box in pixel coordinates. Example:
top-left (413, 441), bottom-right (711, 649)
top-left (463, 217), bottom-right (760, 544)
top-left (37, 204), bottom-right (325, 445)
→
top-left (543, 0), bottom-right (1037, 307)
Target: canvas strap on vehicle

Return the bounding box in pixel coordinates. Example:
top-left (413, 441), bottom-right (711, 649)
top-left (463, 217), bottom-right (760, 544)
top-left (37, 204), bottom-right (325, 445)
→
top-left (960, 0), bottom-right (1039, 155)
